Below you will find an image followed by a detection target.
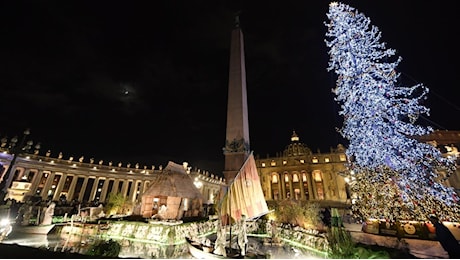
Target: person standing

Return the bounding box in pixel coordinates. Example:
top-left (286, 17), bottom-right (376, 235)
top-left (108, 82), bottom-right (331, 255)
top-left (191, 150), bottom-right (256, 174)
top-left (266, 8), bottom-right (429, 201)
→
top-left (237, 215), bottom-right (248, 256)
top-left (213, 225), bottom-right (227, 257)
top-left (429, 215), bottom-right (460, 258)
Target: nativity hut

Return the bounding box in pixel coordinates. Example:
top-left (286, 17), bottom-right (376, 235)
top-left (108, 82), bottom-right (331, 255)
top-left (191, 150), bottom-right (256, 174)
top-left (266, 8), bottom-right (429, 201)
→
top-left (140, 161), bottom-right (204, 220)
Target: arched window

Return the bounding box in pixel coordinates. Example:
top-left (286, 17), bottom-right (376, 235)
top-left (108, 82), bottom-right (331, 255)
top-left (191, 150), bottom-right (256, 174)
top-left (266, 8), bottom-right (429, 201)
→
top-left (302, 173), bottom-right (308, 182)
top-left (302, 172), bottom-right (309, 200)
top-left (313, 171), bottom-right (322, 182)
top-left (293, 173), bottom-right (299, 182)
top-left (271, 174), bottom-right (278, 184)
top-left (313, 170), bottom-right (324, 200)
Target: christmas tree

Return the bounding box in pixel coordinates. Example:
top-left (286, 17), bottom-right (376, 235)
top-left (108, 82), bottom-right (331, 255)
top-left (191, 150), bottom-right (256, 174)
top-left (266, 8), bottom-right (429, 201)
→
top-left (324, 2), bottom-right (459, 221)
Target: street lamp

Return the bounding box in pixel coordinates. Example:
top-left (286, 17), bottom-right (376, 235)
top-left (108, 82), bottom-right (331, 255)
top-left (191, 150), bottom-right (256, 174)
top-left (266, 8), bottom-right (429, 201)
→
top-left (0, 129), bottom-right (38, 204)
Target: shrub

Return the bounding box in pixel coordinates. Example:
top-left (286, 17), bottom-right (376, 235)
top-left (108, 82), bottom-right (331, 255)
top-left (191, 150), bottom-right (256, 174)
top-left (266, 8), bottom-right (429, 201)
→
top-left (86, 239), bottom-right (121, 258)
top-left (270, 199), bottom-right (321, 229)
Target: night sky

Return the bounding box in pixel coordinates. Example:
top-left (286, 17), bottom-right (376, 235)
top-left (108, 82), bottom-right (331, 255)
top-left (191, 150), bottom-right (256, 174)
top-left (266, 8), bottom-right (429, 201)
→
top-left (1, 0), bottom-right (459, 176)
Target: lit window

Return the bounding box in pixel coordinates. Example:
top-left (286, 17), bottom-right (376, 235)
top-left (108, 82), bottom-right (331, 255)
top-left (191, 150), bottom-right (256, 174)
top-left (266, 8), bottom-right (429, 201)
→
top-left (313, 170), bottom-right (322, 182)
top-left (300, 159), bottom-right (305, 164)
top-left (272, 175), bottom-right (278, 184)
top-left (293, 174), bottom-right (299, 182)
top-left (284, 174), bottom-right (289, 182)
top-left (261, 162), bottom-right (266, 167)
top-left (283, 160), bottom-right (287, 165)
top-left (339, 154), bottom-right (346, 161)
top-left (270, 161), bottom-right (276, 166)
top-left (324, 157), bottom-right (330, 163)
top-left (312, 157), bottom-right (318, 163)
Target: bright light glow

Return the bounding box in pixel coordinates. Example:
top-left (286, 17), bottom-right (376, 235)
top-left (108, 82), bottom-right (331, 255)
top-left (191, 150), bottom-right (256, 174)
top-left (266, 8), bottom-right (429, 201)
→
top-left (194, 179), bottom-right (203, 189)
top-left (0, 218), bottom-right (9, 226)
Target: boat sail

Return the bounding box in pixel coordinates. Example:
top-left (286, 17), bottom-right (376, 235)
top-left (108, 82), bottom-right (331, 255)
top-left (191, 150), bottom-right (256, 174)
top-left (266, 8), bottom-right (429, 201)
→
top-left (219, 151), bottom-right (269, 225)
top-left (186, 152), bottom-right (269, 259)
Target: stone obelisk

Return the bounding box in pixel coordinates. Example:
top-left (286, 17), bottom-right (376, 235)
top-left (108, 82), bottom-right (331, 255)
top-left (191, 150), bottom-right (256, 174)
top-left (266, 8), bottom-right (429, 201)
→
top-left (223, 16), bottom-right (250, 185)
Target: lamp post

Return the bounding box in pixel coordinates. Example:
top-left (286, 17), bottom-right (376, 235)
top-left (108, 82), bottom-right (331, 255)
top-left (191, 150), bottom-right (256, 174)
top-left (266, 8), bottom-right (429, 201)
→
top-left (0, 129), bottom-right (37, 204)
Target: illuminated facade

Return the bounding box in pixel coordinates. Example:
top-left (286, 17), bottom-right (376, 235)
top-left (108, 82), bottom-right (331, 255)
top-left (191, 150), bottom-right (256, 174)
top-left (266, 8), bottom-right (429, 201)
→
top-left (255, 131), bottom-right (349, 207)
top-left (256, 130), bottom-right (460, 207)
top-left (0, 150), bottom-right (224, 207)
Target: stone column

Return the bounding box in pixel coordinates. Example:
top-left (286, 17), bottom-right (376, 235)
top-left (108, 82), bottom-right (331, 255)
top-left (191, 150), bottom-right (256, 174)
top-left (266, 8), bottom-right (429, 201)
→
top-left (88, 178), bottom-right (98, 202)
top-left (126, 181), bottom-right (135, 202)
top-left (306, 172), bottom-right (316, 200)
top-left (112, 180), bottom-right (120, 194)
top-left (299, 172), bottom-right (306, 200)
top-left (280, 173), bottom-right (286, 199)
top-left (29, 170), bottom-right (44, 193)
top-left (136, 180), bottom-right (146, 202)
top-left (100, 178), bottom-right (110, 202)
top-left (121, 180), bottom-right (128, 197)
top-left (53, 173), bottom-right (67, 201)
top-left (288, 173), bottom-right (294, 199)
top-left (276, 174), bottom-right (282, 200)
top-left (77, 177), bottom-right (89, 202)
top-left (66, 175), bottom-right (78, 201)
top-left (40, 172), bottom-right (55, 200)
top-left (311, 173), bottom-right (318, 200)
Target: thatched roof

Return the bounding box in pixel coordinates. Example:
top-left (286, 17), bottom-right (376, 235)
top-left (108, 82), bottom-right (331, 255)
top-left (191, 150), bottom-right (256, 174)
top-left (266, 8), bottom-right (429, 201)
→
top-left (142, 161), bottom-right (203, 199)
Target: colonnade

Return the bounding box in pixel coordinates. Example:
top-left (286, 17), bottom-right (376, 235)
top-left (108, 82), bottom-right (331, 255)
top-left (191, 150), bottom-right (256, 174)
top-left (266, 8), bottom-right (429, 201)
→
top-left (0, 153), bottom-right (224, 205)
top-left (6, 164), bottom-right (154, 204)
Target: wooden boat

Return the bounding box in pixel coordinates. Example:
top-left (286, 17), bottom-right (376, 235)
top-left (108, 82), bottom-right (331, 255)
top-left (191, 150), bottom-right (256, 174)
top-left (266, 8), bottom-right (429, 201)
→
top-left (14, 224), bottom-right (56, 235)
top-left (186, 236), bottom-right (233, 259)
top-left (185, 236), bottom-right (268, 259)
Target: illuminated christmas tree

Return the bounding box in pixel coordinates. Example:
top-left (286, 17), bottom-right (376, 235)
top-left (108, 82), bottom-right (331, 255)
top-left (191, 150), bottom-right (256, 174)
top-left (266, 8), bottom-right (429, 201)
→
top-left (325, 2), bottom-right (459, 221)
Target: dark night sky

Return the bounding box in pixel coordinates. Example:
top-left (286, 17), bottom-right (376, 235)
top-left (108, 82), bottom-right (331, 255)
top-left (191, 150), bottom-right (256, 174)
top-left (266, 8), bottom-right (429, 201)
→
top-left (1, 0), bottom-right (459, 176)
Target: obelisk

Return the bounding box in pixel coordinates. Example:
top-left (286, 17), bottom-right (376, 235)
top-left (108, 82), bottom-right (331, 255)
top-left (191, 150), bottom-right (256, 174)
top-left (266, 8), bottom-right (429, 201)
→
top-left (223, 15), bottom-right (250, 184)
